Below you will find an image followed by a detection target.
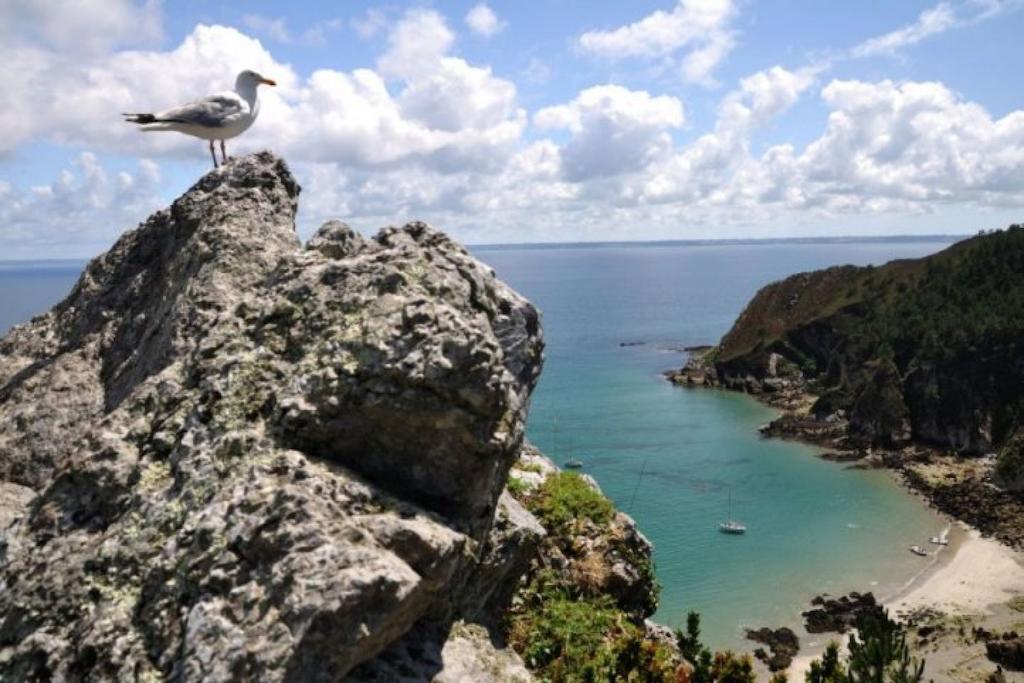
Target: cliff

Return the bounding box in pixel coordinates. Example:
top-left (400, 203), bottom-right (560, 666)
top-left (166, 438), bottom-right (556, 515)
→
top-left (0, 153), bottom-right (670, 682)
top-left (669, 227), bottom-right (1024, 544)
top-left (672, 228), bottom-right (1024, 458)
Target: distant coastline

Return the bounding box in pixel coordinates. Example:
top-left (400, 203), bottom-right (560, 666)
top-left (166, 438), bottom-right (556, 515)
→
top-left (471, 234), bottom-right (963, 251)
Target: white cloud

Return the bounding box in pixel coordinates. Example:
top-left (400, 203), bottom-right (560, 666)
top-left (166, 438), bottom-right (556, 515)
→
top-left (351, 8), bottom-right (388, 40)
top-left (0, 11), bottom-right (524, 173)
top-left (0, 0), bottom-right (162, 55)
top-left (465, 3), bottom-right (505, 38)
top-left (300, 18), bottom-right (343, 47)
top-left (717, 66), bottom-right (819, 134)
top-left (535, 85), bottom-right (685, 181)
top-left (522, 57), bottom-right (550, 84)
top-left (3, 4), bottom-right (1024, 251)
top-left (0, 153), bottom-right (164, 257)
top-left (578, 0), bottom-right (737, 85)
top-left (797, 79), bottom-right (1024, 207)
top-left (242, 15), bottom-right (292, 43)
top-left (852, 3), bottom-right (957, 57)
top-left (378, 8), bottom-right (455, 78)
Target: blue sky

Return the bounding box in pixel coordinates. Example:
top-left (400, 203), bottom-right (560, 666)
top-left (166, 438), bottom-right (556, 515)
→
top-left (1, 0), bottom-right (1022, 258)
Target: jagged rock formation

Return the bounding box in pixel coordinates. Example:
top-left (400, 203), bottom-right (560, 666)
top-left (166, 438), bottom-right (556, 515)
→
top-left (0, 153), bottom-right (547, 681)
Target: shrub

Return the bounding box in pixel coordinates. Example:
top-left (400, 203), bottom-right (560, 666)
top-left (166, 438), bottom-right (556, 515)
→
top-left (527, 471), bottom-right (615, 532)
top-left (508, 585), bottom-right (680, 682)
top-left (507, 475), bottom-right (529, 497)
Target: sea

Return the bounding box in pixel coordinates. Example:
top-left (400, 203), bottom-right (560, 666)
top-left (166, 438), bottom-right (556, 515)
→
top-left (0, 237), bottom-right (957, 651)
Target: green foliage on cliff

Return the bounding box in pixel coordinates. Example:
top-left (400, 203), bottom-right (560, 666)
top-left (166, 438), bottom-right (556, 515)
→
top-left (530, 471), bottom-right (615, 532)
top-left (715, 225), bottom-right (1024, 452)
top-left (508, 571), bottom-right (680, 682)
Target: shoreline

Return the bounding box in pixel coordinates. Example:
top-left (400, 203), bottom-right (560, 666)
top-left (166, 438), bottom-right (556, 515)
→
top-left (665, 355), bottom-right (1024, 679)
top-left (785, 521), bottom-right (1024, 680)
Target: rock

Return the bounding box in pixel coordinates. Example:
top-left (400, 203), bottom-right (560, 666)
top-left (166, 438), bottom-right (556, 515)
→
top-left (802, 592), bottom-right (877, 634)
top-left (346, 619), bottom-right (532, 683)
top-left (986, 638), bottom-right (1024, 671)
top-left (457, 491), bottom-right (546, 625)
top-left (0, 153), bottom-right (544, 681)
top-left (508, 451), bottom-right (660, 620)
top-left (0, 482), bottom-right (34, 530)
top-left (745, 626), bottom-right (800, 671)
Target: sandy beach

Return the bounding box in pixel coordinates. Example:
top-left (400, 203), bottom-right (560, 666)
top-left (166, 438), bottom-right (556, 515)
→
top-left (890, 522), bottom-right (1024, 615)
top-left (786, 521), bottom-right (1024, 681)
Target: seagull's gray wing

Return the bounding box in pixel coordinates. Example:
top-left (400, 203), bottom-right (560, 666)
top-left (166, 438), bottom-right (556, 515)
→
top-left (155, 94), bottom-right (245, 128)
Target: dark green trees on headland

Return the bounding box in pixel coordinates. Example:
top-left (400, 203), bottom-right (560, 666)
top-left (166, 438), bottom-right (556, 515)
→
top-left (712, 225), bottom-right (1024, 461)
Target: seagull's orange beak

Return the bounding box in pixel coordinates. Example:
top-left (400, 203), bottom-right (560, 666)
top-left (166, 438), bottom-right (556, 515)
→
top-left (260, 77), bottom-right (277, 86)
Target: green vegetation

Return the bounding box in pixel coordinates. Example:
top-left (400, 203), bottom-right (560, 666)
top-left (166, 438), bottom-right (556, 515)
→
top-left (675, 612), bottom-right (756, 683)
top-left (716, 225), bottom-right (1024, 451)
top-left (508, 471), bottom-right (673, 680)
top-left (804, 608), bottom-right (925, 683)
top-left (507, 475), bottom-right (529, 496)
top-left (529, 471), bottom-right (615, 532)
top-left (508, 579), bottom-right (680, 682)
top-left (806, 643), bottom-right (845, 683)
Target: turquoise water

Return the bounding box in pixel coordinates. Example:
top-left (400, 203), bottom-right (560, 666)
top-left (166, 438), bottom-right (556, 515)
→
top-left (0, 240), bottom-right (955, 650)
top-left (473, 240), bottom-right (953, 650)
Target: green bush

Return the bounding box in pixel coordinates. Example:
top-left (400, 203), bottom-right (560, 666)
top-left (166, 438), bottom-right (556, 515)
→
top-left (527, 471), bottom-right (615, 532)
top-left (508, 584), bottom-right (679, 682)
top-left (507, 475), bottom-right (529, 497)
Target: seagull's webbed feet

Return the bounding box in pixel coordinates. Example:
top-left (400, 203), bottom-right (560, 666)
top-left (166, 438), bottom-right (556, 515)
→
top-left (208, 140), bottom-right (218, 169)
top-left (220, 140), bottom-right (228, 165)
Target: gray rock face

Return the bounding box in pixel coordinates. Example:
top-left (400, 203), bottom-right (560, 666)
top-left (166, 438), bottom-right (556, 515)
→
top-left (0, 153), bottom-right (543, 681)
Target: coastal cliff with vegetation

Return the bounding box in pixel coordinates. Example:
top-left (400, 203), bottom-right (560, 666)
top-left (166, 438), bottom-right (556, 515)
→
top-left (669, 226), bottom-right (1024, 545)
top-left (0, 153), bottom-right (683, 681)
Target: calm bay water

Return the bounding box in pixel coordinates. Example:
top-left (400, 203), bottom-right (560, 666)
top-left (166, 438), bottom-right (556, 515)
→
top-left (472, 239), bottom-right (954, 650)
top-left (0, 239), bottom-right (955, 650)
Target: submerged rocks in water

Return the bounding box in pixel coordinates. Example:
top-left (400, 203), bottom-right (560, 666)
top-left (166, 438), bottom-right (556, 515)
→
top-left (802, 592), bottom-right (877, 634)
top-left (0, 153), bottom-right (545, 681)
top-left (745, 626), bottom-right (800, 671)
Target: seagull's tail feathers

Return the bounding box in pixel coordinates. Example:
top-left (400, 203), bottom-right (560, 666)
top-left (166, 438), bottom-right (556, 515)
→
top-left (122, 113), bottom-right (158, 124)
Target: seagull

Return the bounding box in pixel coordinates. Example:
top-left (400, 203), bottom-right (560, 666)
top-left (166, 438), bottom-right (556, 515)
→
top-left (123, 70), bottom-right (276, 168)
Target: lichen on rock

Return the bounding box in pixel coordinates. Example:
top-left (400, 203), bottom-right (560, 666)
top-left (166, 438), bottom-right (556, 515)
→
top-left (0, 153), bottom-right (545, 681)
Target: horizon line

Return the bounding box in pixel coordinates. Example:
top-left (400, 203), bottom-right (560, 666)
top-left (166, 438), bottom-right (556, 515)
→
top-left (467, 232), bottom-right (967, 250)
top-left (0, 232), bottom-right (971, 264)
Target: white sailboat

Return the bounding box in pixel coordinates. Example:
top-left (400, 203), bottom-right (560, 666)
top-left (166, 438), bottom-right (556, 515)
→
top-left (719, 489), bottom-right (747, 534)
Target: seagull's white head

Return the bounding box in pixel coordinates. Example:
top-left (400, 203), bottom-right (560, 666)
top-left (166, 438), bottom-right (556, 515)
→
top-left (236, 70), bottom-right (276, 91)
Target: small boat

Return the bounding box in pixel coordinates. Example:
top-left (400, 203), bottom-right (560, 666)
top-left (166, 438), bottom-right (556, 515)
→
top-left (564, 436), bottom-right (583, 468)
top-left (719, 520), bottom-right (747, 534)
top-left (929, 536), bottom-right (949, 546)
top-left (719, 489), bottom-right (746, 535)
top-left (909, 545), bottom-right (928, 556)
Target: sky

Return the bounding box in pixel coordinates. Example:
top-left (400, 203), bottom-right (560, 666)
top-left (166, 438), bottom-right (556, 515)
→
top-left (1, 0), bottom-right (1023, 258)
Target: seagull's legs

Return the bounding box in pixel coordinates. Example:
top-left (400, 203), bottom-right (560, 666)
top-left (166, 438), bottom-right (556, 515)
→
top-left (209, 140), bottom-right (218, 168)
top-left (220, 140), bottom-right (228, 164)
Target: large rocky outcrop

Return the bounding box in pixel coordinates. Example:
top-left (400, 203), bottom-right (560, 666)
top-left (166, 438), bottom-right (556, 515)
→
top-left (0, 153), bottom-right (545, 681)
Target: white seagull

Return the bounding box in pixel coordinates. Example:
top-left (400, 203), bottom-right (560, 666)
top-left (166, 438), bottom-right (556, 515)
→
top-left (124, 70), bottom-right (276, 168)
